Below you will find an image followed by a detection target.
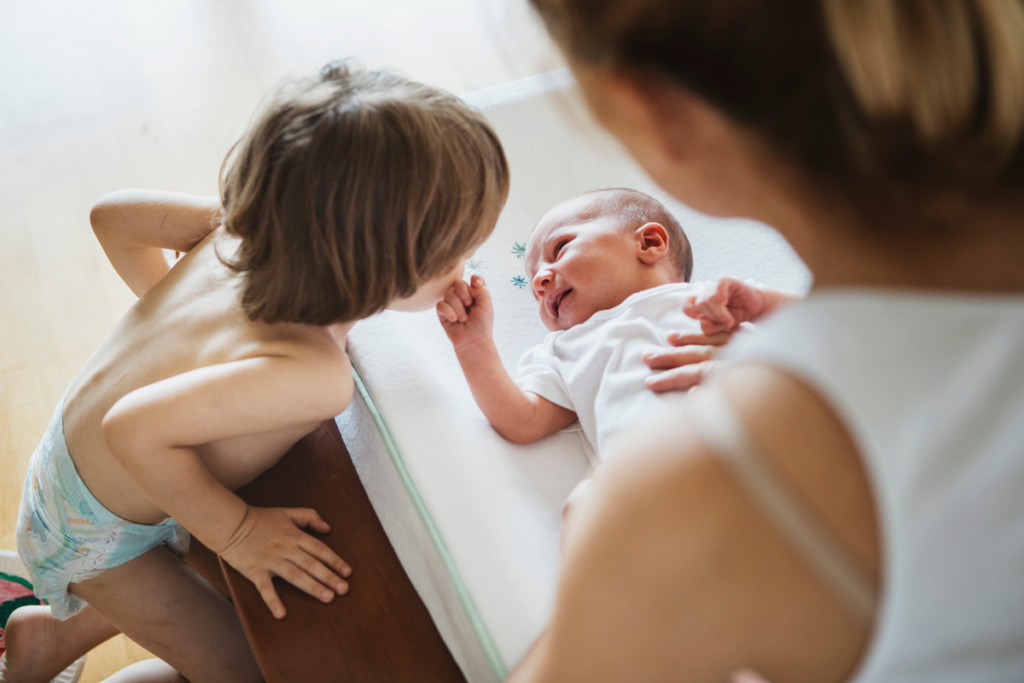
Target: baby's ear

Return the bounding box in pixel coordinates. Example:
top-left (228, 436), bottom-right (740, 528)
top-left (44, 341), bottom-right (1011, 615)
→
top-left (635, 222), bottom-right (670, 264)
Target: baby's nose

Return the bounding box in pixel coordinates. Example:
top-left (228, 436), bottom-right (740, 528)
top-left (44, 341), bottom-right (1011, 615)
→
top-left (532, 270), bottom-right (552, 294)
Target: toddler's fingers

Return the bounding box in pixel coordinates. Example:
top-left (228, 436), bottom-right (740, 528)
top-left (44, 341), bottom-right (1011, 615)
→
top-left (255, 577), bottom-right (287, 619)
top-left (299, 534), bottom-right (353, 580)
top-left (279, 561), bottom-right (336, 604)
top-left (470, 274), bottom-right (487, 290)
top-left (291, 550), bottom-right (349, 595)
top-left (287, 508), bottom-right (331, 534)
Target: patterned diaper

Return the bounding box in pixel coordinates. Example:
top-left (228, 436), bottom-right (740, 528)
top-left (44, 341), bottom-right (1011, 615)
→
top-left (16, 396), bottom-right (189, 620)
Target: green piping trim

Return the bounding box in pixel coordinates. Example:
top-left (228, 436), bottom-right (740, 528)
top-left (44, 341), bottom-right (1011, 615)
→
top-left (350, 360), bottom-right (509, 681)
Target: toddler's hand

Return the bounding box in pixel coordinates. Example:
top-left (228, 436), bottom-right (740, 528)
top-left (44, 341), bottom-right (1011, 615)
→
top-left (437, 275), bottom-right (494, 352)
top-left (683, 277), bottom-right (767, 334)
top-left (218, 505), bottom-right (352, 619)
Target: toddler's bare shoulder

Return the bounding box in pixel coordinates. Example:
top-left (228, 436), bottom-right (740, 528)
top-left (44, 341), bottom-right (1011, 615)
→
top-left (254, 335), bottom-right (355, 415)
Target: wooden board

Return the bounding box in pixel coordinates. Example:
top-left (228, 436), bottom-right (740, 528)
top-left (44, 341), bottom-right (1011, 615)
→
top-left (219, 419), bottom-right (467, 683)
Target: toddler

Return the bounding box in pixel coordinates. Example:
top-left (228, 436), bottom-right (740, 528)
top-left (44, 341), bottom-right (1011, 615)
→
top-left (437, 189), bottom-right (794, 460)
top-left (12, 62), bottom-right (508, 683)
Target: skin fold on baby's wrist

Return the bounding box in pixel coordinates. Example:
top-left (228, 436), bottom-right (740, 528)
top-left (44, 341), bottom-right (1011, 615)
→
top-left (452, 332), bottom-right (499, 360)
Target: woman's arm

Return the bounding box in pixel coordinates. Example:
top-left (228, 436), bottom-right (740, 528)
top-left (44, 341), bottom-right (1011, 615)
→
top-left (509, 364), bottom-right (880, 683)
top-left (90, 189), bottom-right (221, 297)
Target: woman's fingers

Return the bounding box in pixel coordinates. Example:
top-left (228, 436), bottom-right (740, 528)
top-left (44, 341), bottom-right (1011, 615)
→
top-left (667, 330), bottom-right (733, 347)
top-left (645, 361), bottom-right (718, 393)
top-left (643, 345), bottom-right (714, 369)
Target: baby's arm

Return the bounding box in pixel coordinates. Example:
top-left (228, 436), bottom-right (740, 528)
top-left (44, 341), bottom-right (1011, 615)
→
top-left (90, 189), bottom-right (222, 297)
top-left (102, 352), bottom-right (353, 619)
top-left (684, 277), bottom-right (801, 334)
top-left (438, 276), bottom-right (578, 445)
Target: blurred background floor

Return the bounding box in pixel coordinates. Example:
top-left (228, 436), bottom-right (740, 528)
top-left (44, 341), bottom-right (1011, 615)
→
top-left (0, 2), bottom-right (559, 679)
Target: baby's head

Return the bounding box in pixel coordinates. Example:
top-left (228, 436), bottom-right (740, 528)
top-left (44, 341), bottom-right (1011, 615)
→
top-left (525, 189), bottom-right (692, 331)
top-left (219, 61), bottom-right (509, 325)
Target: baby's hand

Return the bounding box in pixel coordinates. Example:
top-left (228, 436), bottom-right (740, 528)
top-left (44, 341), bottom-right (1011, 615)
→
top-left (683, 277), bottom-right (768, 334)
top-left (218, 505), bottom-right (352, 619)
top-left (437, 275), bottom-right (494, 353)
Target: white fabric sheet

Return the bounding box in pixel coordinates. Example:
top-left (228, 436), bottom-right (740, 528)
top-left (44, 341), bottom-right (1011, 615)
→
top-left (336, 68), bottom-right (811, 682)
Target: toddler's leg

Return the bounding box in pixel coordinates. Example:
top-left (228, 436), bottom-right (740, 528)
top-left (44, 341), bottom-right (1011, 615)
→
top-left (0, 604), bottom-right (118, 683)
top-left (71, 545), bottom-right (261, 683)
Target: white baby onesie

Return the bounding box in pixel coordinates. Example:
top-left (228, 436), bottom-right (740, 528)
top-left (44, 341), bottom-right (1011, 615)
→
top-left (516, 282), bottom-right (704, 460)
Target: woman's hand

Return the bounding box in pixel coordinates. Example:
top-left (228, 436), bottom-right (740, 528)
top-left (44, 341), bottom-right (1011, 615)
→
top-left (217, 505), bottom-right (353, 619)
top-left (643, 330), bottom-right (733, 393)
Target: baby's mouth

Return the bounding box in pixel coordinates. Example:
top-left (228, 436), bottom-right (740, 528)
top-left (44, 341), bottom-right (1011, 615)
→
top-left (551, 288), bottom-right (572, 318)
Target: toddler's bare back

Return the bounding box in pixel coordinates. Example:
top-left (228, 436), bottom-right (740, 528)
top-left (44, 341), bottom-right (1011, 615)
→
top-left (62, 227), bottom-right (352, 525)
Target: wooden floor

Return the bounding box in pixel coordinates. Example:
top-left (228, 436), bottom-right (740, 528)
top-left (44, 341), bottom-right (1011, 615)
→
top-left (0, 2), bottom-right (558, 680)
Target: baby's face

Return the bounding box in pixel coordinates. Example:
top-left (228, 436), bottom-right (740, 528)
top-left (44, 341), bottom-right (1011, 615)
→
top-left (526, 196), bottom-right (649, 331)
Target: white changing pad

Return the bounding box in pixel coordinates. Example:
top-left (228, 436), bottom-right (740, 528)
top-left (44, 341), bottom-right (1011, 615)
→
top-left (336, 69), bottom-right (811, 682)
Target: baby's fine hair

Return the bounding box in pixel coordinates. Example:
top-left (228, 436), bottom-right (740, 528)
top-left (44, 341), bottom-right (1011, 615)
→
top-left (584, 188), bottom-right (693, 282)
top-left (219, 61), bottom-right (510, 325)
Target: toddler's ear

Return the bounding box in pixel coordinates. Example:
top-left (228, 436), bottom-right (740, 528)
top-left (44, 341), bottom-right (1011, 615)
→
top-left (635, 222), bottom-right (670, 264)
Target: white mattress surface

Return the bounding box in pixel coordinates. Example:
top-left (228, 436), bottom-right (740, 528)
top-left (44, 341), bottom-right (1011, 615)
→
top-left (336, 68), bottom-right (811, 682)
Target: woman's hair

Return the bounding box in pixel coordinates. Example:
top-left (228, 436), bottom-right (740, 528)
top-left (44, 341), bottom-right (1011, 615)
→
top-left (219, 62), bottom-right (510, 325)
top-left (530, 0), bottom-right (1024, 231)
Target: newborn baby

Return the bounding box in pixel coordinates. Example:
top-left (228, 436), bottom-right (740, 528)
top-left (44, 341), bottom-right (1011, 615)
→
top-left (437, 188), bottom-right (791, 461)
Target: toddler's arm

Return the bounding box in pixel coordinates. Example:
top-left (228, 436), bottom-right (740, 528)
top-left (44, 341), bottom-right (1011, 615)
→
top-left (438, 276), bottom-right (578, 445)
top-left (102, 352), bottom-right (354, 619)
top-left (684, 277), bottom-right (801, 334)
top-left (90, 189), bottom-right (222, 297)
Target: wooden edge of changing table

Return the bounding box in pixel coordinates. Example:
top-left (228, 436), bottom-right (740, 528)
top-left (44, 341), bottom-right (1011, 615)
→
top-left (217, 419), bottom-right (467, 683)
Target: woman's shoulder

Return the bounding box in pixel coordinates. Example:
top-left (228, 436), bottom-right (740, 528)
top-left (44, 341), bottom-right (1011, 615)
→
top-left (530, 373), bottom-right (876, 683)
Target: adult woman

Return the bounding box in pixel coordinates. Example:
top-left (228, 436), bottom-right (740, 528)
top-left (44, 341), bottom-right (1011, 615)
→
top-left (511, 1), bottom-right (1024, 682)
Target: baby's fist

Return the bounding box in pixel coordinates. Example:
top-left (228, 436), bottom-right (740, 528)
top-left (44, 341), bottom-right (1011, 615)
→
top-left (437, 275), bottom-right (494, 351)
top-left (684, 277), bottom-right (765, 334)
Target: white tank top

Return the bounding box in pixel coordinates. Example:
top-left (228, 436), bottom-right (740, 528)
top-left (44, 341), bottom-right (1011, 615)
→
top-left (715, 290), bottom-right (1024, 682)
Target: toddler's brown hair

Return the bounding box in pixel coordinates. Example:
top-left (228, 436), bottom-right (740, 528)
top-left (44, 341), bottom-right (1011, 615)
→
top-left (219, 61), bottom-right (510, 325)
